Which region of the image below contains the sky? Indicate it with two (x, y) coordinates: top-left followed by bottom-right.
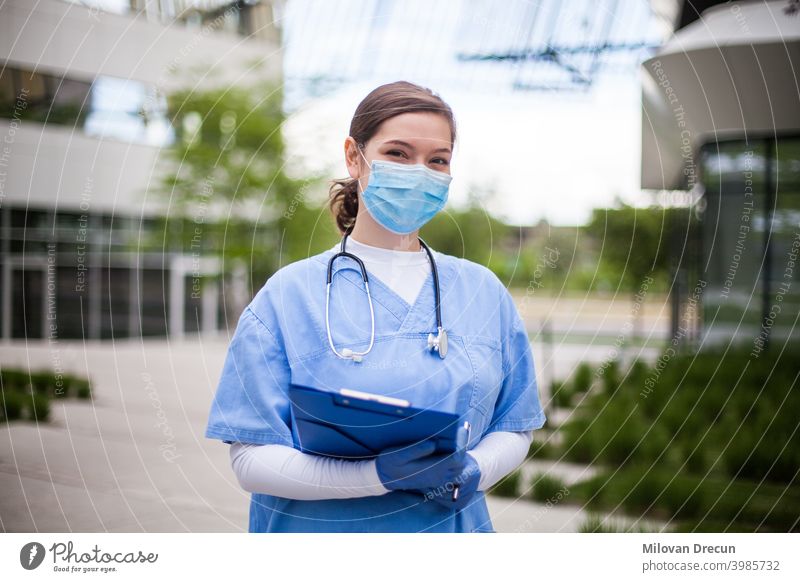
(279, 0), (670, 227)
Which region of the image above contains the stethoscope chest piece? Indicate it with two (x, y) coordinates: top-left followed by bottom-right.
(427, 327), (448, 359)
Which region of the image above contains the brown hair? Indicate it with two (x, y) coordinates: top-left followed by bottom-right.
(328, 80), (457, 233)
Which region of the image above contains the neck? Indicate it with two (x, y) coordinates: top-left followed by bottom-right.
(349, 212), (421, 252)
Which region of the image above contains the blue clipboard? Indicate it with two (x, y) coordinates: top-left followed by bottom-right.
(288, 383), (471, 460)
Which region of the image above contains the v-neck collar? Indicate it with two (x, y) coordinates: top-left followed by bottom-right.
(317, 248), (450, 334)
(369, 267), (434, 328)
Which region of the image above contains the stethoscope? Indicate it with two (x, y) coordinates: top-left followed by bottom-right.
(325, 231), (448, 363)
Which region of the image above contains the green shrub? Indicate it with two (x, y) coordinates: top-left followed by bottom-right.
(550, 380), (573, 408)
(527, 439), (559, 460)
(627, 359), (649, 385)
(0, 367), (90, 422)
(1, 368), (30, 391)
(27, 393), (51, 422)
(488, 469), (521, 498)
(562, 345), (800, 482)
(578, 513), (626, 533)
(53, 374), (72, 398)
(1, 368), (92, 399)
(571, 465), (800, 532)
(601, 359), (620, 395)
(75, 380), (92, 399)
(579, 513), (665, 533)
(1, 390), (26, 421)
(573, 362), (593, 393)
(30, 370), (56, 395)
(560, 414), (593, 463)
(561, 389), (656, 465)
(530, 473), (567, 502)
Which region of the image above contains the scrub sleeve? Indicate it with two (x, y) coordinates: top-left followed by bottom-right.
(486, 286), (546, 435)
(205, 304), (295, 447)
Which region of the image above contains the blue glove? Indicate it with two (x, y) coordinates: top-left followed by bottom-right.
(375, 440), (465, 492)
(421, 452), (481, 510)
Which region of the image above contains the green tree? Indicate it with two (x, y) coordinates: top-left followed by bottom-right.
(150, 81), (328, 291)
(422, 203), (511, 269)
(584, 201), (683, 292)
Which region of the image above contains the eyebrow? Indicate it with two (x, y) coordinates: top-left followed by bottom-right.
(382, 139), (451, 155)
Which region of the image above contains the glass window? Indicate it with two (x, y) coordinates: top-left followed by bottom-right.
(698, 136), (800, 346)
(0, 64), (174, 146)
(0, 67), (16, 117)
(59, 0), (275, 40)
(10, 207), (49, 229)
(100, 267), (130, 338)
(49, 77), (92, 126)
(767, 137), (800, 341)
(184, 274), (203, 333)
(140, 269), (170, 336)
(12, 268), (44, 339)
(85, 76), (174, 146)
(61, 0), (130, 15)
(699, 140), (767, 343)
(17, 70), (49, 121)
(8, 208), (52, 253)
(56, 265), (89, 339)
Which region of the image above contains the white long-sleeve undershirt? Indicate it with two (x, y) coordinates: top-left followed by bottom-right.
(230, 430), (532, 500)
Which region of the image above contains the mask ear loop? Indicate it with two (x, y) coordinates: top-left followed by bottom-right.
(356, 144), (372, 188)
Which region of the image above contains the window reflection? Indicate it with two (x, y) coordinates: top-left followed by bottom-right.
(61, 0), (130, 16)
(60, 0), (280, 41)
(0, 64), (174, 146)
(698, 137), (800, 344)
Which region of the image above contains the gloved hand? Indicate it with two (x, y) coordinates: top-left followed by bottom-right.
(375, 440), (465, 492)
(420, 451), (481, 511)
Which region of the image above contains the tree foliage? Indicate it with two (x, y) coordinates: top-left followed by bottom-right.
(149, 81), (334, 287)
(584, 202), (689, 293)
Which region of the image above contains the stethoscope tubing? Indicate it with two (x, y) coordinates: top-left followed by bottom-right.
(325, 231), (443, 361)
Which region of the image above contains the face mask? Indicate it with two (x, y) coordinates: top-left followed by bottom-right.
(357, 149), (452, 235)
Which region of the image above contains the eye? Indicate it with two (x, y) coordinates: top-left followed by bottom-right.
(387, 149), (407, 158)
(431, 157), (450, 166)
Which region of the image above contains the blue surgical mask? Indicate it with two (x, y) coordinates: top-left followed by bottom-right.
(358, 150), (452, 235)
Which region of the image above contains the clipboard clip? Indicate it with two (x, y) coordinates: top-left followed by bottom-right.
(338, 388), (411, 408)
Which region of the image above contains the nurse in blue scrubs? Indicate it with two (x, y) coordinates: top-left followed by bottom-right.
(205, 80), (546, 532)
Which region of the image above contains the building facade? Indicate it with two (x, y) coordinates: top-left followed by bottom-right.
(0, 0), (284, 340)
(641, 0), (800, 348)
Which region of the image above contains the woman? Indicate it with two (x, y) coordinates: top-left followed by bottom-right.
(205, 80), (546, 533)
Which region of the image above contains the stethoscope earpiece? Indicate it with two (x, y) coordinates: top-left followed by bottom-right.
(325, 232), (446, 362)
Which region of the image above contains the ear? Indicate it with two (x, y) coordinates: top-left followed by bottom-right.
(344, 136), (363, 180)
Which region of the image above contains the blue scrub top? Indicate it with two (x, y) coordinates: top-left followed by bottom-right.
(205, 246), (546, 533)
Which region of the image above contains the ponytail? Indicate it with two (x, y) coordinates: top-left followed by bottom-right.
(328, 177), (359, 234)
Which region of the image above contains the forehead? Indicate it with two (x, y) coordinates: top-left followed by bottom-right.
(371, 111), (452, 147)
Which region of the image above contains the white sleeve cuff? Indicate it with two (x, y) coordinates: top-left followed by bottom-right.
(229, 431), (532, 500)
(230, 442), (391, 500)
(467, 430), (532, 491)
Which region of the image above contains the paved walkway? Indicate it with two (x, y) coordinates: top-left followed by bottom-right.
(1, 336), (248, 532)
(0, 294), (671, 532)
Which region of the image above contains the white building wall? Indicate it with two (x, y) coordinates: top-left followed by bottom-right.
(0, 0), (283, 215)
(0, 0), (284, 339)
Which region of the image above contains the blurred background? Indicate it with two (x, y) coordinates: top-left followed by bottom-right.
(0, 0), (798, 533)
